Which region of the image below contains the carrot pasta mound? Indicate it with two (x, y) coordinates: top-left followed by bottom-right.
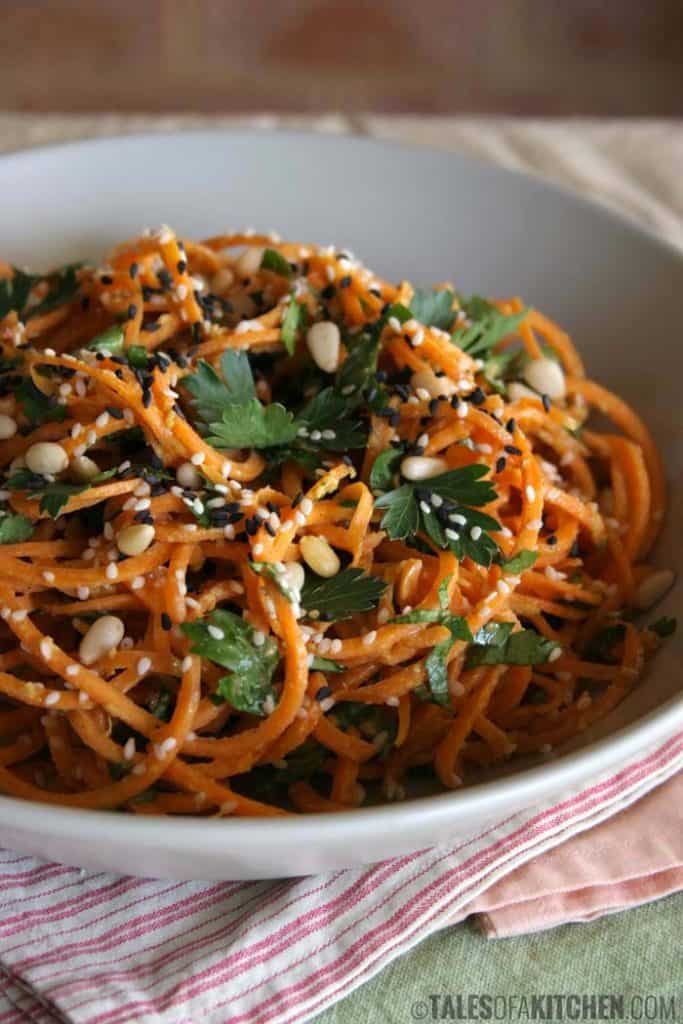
(0, 227), (674, 816)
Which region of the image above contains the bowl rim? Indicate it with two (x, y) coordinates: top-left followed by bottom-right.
(0, 127), (681, 838)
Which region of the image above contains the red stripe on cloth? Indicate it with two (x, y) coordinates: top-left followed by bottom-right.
(120, 735), (683, 1024)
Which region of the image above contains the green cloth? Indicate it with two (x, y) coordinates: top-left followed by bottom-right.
(314, 892), (683, 1022)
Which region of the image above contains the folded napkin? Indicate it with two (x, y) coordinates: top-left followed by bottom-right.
(1, 733), (681, 1024)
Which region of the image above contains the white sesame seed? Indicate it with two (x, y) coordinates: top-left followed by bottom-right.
(44, 690), (60, 706)
(300, 497), (313, 516)
(252, 630), (266, 647)
(123, 737), (136, 760)
(525, 485), (536, 502)
(66, 664), (80, 677)
(95, 411), (110, 429)
(253, 543), (264, 555)
(106, 562), (119, 580)
(548, 647), (563, 662)
(456, 401), (469, 419)
(319, 697), (335, 712)
(208, 624), (224, 640)
(131, 576), (145, 590)
(363, 630), (377, 646)
(190, 451), (206, 466)
(11, 609), (27, 622)
(40, 637), (53, 660)
(137, 657), (152, 675)
(470, 526), (482, 541)
(330, 638), (343, 654)
(445, 528), (460, 541)
(181, 655), (193, 673)
(42, 570), (56, 584)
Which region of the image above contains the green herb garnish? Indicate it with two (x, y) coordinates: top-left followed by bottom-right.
(0, 513), (34, 544)
(300, 568), (386, 621)
(182, 609), (280, 717)
(465, 621), (559, 668)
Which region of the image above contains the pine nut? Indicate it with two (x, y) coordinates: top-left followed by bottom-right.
(116, 524), (156, 557)
(0, 414), (17, 440)
(300, 535), (340, 578)
(235, 246), (263, 277)
(306, 321), (341, 373)
(400, 455), (449, 481)
(507, 381), (539, 402)
(79, 615), (125, 665)
(176, 462), (202, 488)
(70, 455), (101, 482)
(635, 569), (675, 611)
(210, 267), (235, 294)
(523, 357), (567, 400)
(25, 442), (68, 476)
(410, 369), (456, 398)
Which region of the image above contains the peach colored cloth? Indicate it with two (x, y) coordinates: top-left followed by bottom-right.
(461, 770), (683, 937)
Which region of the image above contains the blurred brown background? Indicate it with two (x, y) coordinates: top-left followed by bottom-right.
(3, 0), (683, 116)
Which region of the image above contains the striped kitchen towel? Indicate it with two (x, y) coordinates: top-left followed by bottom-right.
(1, 731), (682, 1024)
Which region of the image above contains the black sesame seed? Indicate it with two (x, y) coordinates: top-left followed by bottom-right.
(450, 395), (460, 409)
(245, 517), (259, 536)
(235, 530), (248, 542)
(505, 418), (516, 433)
(570, 540), (581, 558)
(428, 398), (440, 417)
(292, 492), (303, 507)
(144, 321), (161, 334)
(100, 274), (113, 285)
(142, 389), (152, 408)
(470, 387), (486, 406)
(495, 456), (507, 473)
(339, 275), (352, 288)
(176, 259), (187, 274)
(342, 455), (354, 467)
(320, 284), (335, 300)
(161, 612), (172, 631)
(265, 522), (277, 537)
(158, 268), (173, 290)
(542, 393), (552, 412)
(129, 262), (139, 280)
(375, 370), (388, 383)
(369, 287), (382, 298)
(504, 444), (522, 456)
(191, 322), (202, 344)
(315, 686), (332, 701)
(547, 534), (558, 546)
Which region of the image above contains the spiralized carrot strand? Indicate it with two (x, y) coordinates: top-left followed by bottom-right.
(0, 227), (668, 816)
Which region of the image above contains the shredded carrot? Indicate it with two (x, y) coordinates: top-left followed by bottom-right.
(0, 226), (672, 815)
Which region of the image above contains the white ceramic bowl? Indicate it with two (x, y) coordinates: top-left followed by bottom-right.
(1, 131), (681, 879)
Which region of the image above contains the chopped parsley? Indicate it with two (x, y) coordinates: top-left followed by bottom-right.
(500, 549), (538, 574)
(17, 377), (66, 425)
(392, 577), (471, 704)
(5, 469), (89, 518)
(280, 296), (307, 355)
(465, 622), (559, 669)
(0, 513), (34, 544)
(260, 248), (292, 278)
(409, 287), (456, 331)
(453, 295), (528, 359)
(182, 609), (280, 717)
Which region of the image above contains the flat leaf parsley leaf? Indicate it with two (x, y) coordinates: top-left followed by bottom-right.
(182, 609), (280, 716)
(410, 288), (456, 331)
(300, 568), (386, 621)
(374, 464), (500, 568)
(207, 399), (298, 450)
(453, 295), (528, 359)
(5, 468), (89, 518)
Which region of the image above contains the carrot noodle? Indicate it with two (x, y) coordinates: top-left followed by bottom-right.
(0, 225), (672, 816)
